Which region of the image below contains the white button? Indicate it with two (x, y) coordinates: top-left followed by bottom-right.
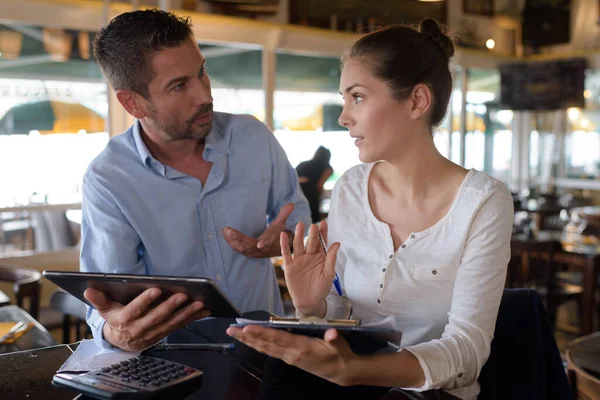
(207, 234), (213, 240)
(216, 274), (222, 281)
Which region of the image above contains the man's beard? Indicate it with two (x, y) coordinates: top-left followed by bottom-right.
(152, 103), (214, 141)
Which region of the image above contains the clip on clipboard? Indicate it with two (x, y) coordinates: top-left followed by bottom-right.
(231, 315), (402, 349)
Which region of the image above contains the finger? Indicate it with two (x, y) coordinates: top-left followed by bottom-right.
(319, 220), (329, 245)
(151, 301), (207, 339)
(117, 288), (163, 323)
(280, 231), (292, 265)
(324, 328), (339, 343)
(232, 325), (305, 360)
(143, 301), (209, 343)
(271, 203), (295, 227)
(222, 228), (259, 255)
(324, 242), (340, 282)
(293, 222), (305, 257)
(138, 293), (188, 329)
(84, 288), (122, 314)
(256, 230), (276, 250)
(304, 224), (320, 255)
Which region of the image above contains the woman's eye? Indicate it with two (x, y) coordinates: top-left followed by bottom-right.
(352, 94), (363, 104)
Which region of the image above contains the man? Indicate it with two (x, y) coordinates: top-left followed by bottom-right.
(82, 9), (310, 351)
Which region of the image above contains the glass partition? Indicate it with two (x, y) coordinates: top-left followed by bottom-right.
(0, 24), (108, 254)
(201, 43), (265, 118)
(272, 52), (357, 193)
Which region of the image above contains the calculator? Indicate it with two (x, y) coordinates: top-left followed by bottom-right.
(52, 355), (203, 399)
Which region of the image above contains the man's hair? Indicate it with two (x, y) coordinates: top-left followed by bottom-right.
(93, 9), (193, 99)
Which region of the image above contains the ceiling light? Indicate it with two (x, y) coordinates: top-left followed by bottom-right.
(584, 89), (592, 99)
(486, 39), (495, 49)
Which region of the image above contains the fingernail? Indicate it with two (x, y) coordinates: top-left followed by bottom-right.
(148, 289), (158, 297)
(176, 295), (186, 305)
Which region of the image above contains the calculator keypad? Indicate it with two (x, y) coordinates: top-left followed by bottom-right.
(88, 355), (202, 391)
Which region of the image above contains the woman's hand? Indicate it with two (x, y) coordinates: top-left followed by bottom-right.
(281, 221), (340, 315)
(226, 325), (359, 386)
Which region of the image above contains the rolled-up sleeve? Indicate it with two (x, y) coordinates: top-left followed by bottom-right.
(401, 187), (514, 391)
(81, 171), (145, 349)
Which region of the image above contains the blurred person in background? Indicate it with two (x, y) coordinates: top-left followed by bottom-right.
(296, 146), (334, 223)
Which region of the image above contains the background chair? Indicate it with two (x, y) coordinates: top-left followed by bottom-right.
(510, 239), (583, 331)
(0, 264), (41, 320)
(478, 288), (574, 400)
(49, 289), (89, 343)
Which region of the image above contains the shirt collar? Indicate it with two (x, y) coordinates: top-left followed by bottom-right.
(204, 114), (234, 157)
(131, 116), (233, 177)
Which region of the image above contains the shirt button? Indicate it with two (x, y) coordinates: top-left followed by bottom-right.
(207, 234), (213, 240)
(458, 373), (463, 378)
(411, 234), (415, 239)
(432, 270), (437, 275)
(216, 274), (222, 281)
(401, 244), (406, 248)
(388, 255), (393, 259)
(382, 268), (386, 272)
(379, 284), (383, 288)
(377, 299), (381, 304)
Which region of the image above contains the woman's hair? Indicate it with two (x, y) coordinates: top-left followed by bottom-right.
(342, 18), (455, 129)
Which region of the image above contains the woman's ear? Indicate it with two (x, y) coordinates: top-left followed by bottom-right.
(408, 84), (432, 121)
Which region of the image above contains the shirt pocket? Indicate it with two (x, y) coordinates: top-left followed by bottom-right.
(412, 264), (457, 282)
(219, 177), (270, 237)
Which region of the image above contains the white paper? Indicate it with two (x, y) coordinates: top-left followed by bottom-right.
(57, 339), (141, 373)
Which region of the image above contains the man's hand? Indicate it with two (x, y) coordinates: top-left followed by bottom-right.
(222, 202), (295, 258)
(84, 287), (210, 351)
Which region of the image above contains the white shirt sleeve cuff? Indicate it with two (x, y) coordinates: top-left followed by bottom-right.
(400, 342), (467, 391)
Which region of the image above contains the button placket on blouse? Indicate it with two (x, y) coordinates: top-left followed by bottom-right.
(378, 234), (417, 305)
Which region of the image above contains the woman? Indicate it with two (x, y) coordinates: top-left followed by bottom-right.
(227, 18), (513, 400)
(296, 146), (334, 223)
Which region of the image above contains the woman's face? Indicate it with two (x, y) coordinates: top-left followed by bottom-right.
(338, 58), (427, 164)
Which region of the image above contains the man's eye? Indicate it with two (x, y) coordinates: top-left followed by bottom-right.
(173, 82), (186, 91)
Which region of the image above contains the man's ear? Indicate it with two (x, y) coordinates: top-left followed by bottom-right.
(115, 90), (147, 119)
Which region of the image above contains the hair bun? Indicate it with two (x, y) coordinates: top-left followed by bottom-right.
(418, 18), (455, 61)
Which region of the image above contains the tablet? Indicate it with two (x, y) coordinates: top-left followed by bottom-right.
(43, 271), (242, 318)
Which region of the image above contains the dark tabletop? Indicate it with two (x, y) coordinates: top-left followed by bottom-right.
(0, 314), (458, 400)
(567, 331), (600, 380)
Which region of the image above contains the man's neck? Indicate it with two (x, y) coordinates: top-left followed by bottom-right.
(139, 124), (205, 165)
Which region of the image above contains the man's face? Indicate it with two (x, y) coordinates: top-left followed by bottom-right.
(144, 37), (214, 141)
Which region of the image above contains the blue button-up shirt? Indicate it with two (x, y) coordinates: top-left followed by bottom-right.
(81, 112), (310, 348)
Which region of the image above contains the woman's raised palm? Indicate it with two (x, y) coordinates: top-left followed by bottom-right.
(280, 221), (340, 312)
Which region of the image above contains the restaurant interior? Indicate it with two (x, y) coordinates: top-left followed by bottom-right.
(0, 0), (599, 399)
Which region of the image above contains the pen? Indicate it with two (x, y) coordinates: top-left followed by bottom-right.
(152, 343), (235, 351)
(318, 231), (343, 296)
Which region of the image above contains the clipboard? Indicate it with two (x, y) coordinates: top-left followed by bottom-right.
(230, 316), (402, 353)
